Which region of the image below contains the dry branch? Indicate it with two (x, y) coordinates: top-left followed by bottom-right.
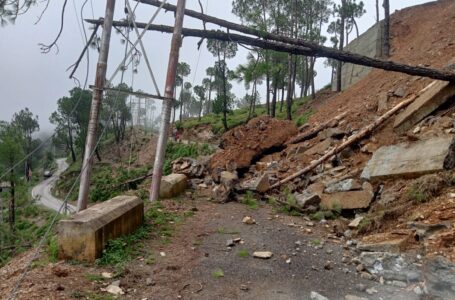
(270, 93), (420, 189)
(286, 111), (348, 145)
(132, 0), (455, 82)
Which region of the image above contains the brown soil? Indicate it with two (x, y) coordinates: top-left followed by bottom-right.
(209, 116), (297, 173)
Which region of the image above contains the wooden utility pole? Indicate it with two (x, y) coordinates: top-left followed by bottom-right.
(149, 0), (186, 202)
(383, 0), (390, 57)
(336, 0), (346, 92)
(77, 0), (116, 212)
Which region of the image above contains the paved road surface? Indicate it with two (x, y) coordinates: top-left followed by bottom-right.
(31, 158), (76, 214)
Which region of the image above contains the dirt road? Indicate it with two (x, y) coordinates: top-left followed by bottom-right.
(31, 158), (76, 213)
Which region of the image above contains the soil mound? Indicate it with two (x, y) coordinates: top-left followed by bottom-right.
(209, 116), (297, 173)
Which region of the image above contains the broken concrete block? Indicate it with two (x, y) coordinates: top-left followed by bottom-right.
(295, 190), (321, 209)
(253, 251), (273, 259)
(324, 179), (362, 194)
(220, 171), (238, 189)
(394, 81), (455, 133)
(361, 136), (455, 181)
(242, 173), (270, 193)
(159, 174), (188, 198)
(305, 138), (334, 156)
(321, 182), (374, 210)
(58, 196), (144, 262)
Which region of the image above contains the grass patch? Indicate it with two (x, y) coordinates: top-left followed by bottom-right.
(241, 191), (259, 209)
(404, 174), (451, 203)
(212, 268), (225, 278)
(85, 273), (105, 282)
(237, 249), (249, 258)
(311, 239), (321, 246)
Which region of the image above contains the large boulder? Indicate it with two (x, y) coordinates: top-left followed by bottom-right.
(159, 174), (188, 198)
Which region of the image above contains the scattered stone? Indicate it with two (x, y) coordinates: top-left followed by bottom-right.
(146, 278), (155, 286)
(318, 127), (346, 140)
(361, 136), (455, 181)
(295, 190), (321, 209)
(220, 171), (239, 188)
(324, 261), (334, 270)
(325, 179), (362, 194)
(226, 239), (235, 247)
(412, 126), (421, 134)
(394, 86), (407, 98)
(356, 264), (365, 272)
(348, 217), (365, 229)
(212, 184), (231, 203)
(365, 287), (377, 295)
(159, 174), (188, 198)
(101, 272), (114, 279)
(253, 251), (273, 259)
(242, 173), (270, 193)
(160, 252), (166, 257)
(360, 272), (374, 280)
(102, 284), (124, 296)
(355, 284), (367, 292)
(171, 157), (206, 178)
(286, 258), (292, 264)
(377, 93), (389, 114)
(242, 216), (256, 225)
(240, 284), (249, 291)
(413, 286), (423, 295)
(305, 138), (334, 156)
(310, 291), (329, 300)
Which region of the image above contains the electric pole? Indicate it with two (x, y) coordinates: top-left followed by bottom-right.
(77, 0), (116, 212)
(150, 0), (186, 201)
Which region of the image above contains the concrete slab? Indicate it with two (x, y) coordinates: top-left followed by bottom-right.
(159, 173), (188, 198)
(361, 136), (455, 181)
(58, 195), (144, 262)
(394, 81), (455, 134)
(321, 182), (374, 210)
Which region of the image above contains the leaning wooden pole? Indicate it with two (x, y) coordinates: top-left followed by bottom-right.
(271, 92), (421, 190)
(77, 0), (116, 212)
(85, 19), (455, 82)
(132, 0), (455, 82)
(149, 0), (186, 202)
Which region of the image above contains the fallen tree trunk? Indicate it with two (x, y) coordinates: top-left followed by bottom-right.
(85, 18), (455, 82)
(286, 111), (348, 145)
(131, 0), (455, 82)
(270, 93), (419, 190)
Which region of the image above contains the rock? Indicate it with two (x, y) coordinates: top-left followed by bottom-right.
(356, 264), (365, 272)
(146, 278), (155, 286)
(394, 80), (455, 134)
(391, 281), (407, 288)
(242, 216), (256, 225)
(377, 93), (389, 114)
(413, 286), (423, 295)
(226, 239), (235, 247)
(412, 126), (421, 134)
(101, 272), (114, 279)
(310, 291), (329, 300)
(295, 190), (321, 209)
(171, 157), (206, 178)
(159, 174), (188, 198)
(253, 251), (273, 259)
(320, 182), (374, 210)
(349, 217), (365, 229)
(324, 261), (334, 270)
(345, 296), (368, 300)
(365, 287), (377, 295)
(305, 138), (334, 156)
(103, 284), (124, 295)
(361, 136), (455, 181)
(324, 179), (362, 194)
(394, 86), (407, 97)
(211, 184), (231, 203)
(318, 128), (346, 140)
(360, 143), (379, 154)
(220, 171), (238, 188)
(355, 284), (367, 292)
(357, 232), (412, 253)
(360, 272), (374, 280)
(242, 173), (270, 193)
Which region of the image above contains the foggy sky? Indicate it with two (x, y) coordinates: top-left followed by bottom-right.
(0, 0), (433, 132)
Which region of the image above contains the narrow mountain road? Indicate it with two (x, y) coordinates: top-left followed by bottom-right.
(31, 158), (76, 213)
